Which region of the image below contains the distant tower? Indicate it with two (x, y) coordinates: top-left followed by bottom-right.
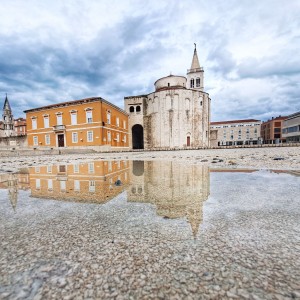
(2, 94), (15, 136)
(187, 43), (204, 91)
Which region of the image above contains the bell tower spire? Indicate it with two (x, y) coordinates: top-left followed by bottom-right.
(187, 44), (204, 91)
(2, 94), (15, 137)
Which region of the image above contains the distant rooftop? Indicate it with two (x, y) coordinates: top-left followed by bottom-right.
(210, 119), (261, 125)
(24, 97), (127, 115)
(262, 116), (288, 123)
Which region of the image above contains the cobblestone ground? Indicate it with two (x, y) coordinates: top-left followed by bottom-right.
(0, 146), (300, 173)
(0, 169), (299, 299)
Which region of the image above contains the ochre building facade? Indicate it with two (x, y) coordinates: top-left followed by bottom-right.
(24, 97), (129, 150)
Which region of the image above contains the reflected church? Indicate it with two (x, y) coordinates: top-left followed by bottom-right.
(128, 161), (210, 237)
(1, 160), (210, 237)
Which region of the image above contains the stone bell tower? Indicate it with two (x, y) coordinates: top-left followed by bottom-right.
(187, 44), (204, 91)
(2, 94), (15, 137)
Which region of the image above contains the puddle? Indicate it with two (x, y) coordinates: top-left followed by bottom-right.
(0, 160), (299, 299)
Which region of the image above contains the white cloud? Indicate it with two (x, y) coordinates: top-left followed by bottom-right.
(0, 0), (299, 121)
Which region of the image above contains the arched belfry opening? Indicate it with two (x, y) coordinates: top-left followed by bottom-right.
(132, 124), (144, 149)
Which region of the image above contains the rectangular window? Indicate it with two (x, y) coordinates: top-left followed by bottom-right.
(87, 131), (93, 142)
(123, 120), (126, 129)
(196, 78), (200, 87)
(33, 136), (38, 146)
(123, 134), (127, 143)
(89, 180), (95, 192)
(86, 110), (93, 123)
(73, 163), (79, 173)
(74, 180), (80, 191)
(48, 179), (53, 190)
(107, 131), (111, 142)
(44, 116), (49, 128)
(71, 113), (77, 125)
(35, 166), (40, 173)
(72, 132), (78, 143)
(45, 134), (50, 145)
(59, 165), (66, 173)
(116, 133), (120, 142)
(47, 165), (52, 173)
(57, 114), (63, 125)
(32, 118), (37, 130)
(88, 162), (94, 173)
(36, 179), (40, 189)
(116, 117), (119, 127)
(107, 112), (111, 124)
(60, 181), (66, 191)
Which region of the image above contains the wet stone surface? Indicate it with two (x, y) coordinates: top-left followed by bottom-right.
(0, 161), (299, 299)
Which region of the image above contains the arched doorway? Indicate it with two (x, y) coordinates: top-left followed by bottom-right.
(132, 124), (144, 149)
(133, 161), (144, 176)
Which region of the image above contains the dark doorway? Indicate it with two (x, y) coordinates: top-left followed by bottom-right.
(187, 136), (191, 146)
(57, 134), (65, 147)
(132, 125), (144, 149)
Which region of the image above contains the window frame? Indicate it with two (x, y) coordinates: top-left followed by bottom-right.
(87, 130), (93, 142)
(45, 134), (50, 145)
(72, 132), (78, 143)
(33, 136), (38, 146)
(86, 110), (93, 124)
(43, 115), (49, 128)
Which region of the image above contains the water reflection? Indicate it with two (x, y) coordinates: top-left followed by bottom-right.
(0, 160), (211, 236)
(0, 169), (29, 211)
(2, 161), (298, 237)
(129, 161), (210, 237)
(29, 161), (130, 204)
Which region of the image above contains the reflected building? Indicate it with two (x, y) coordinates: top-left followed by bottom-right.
(7, 173), (18, 211)
(127, 160), (210, 237)
(29, 160), (129, 204)
(0, 170), (29, 211)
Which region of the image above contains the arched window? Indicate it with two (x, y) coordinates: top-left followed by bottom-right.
(190, 79), (194, 88)
(196, 78), (200, 87)
(136, 105), (141, 112)
(129, 106), (134, 113)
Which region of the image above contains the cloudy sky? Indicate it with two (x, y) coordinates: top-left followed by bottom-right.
(0, 0), (299, 121)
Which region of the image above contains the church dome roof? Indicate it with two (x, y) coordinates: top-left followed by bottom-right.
(154, 75), (187, 92)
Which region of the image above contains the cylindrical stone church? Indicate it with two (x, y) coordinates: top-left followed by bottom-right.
(124, 46), (211, 149)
